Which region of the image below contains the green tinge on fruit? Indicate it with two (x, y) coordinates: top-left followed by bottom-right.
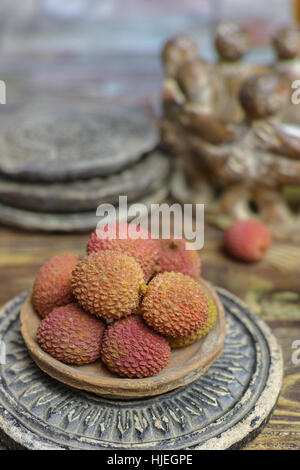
(167, 295), (217, 348)
(141, 271), (209, 338)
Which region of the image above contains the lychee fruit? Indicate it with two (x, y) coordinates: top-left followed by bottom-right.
(36, 303), (105, 365)
(167, 295), (217, 348)
(141, 272), (209, 338)
(71, 251), (146, 319)
(86, 222), (159, 282)
(32, 253), (79, 318)
(157, 238), (201, 279)
(224, 220), (272, 262)
(101, 315), (171, 378)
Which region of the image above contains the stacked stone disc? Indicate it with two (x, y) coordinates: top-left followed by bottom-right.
(0, 101), (170, 231)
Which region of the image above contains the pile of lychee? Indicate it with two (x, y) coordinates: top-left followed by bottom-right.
(32, 223), (217, 379)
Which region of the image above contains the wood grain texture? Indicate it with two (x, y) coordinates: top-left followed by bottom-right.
(245, 320), (300, 450)
(0, 223), (299, 449)
(201, 226), (300, 321)
(201, 226), (300, 449)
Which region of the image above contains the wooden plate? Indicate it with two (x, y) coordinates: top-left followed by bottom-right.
(0, 151), (170, 213)
(0, 102), (157, 182)
(0, 186), (168, 233)
(20, 279), (226, 399)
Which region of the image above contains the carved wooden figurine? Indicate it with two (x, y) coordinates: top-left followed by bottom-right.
(162, 69), (300, 240)
(215, 22), (270, 124)
(273, 25), (300, 125)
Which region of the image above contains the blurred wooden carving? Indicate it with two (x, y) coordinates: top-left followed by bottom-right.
(273, 26), (300, 125)
(161, 24), (270, 128)
(161, 58), (300, 240)
(215, 23), (269, 124)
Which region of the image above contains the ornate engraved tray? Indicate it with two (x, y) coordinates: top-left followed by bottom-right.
(0, 288), (282, 449)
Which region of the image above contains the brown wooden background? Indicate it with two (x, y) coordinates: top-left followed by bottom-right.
(0, 0), (299, 450)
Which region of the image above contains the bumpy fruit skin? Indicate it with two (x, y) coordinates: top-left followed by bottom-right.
(71, 251), (145, 319)
(32, 253), (79, 318)
(224, 220), (272, 262)
(36, 303), (105, 365)
(101, 316), (171, 378)
(86, 223), (159, 282)
(141, 272), (209, 338)
(157, 238), (201, 279)
(167, 295), (217, 348)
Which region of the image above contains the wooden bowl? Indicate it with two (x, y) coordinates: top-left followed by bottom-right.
(20, 279), (226, 399)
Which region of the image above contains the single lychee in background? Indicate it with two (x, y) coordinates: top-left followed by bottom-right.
(224, 220), (272, 262)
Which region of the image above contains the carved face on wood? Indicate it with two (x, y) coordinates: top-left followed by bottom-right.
(215, 23), (249, 62)
(273, 26), (300, 61)
(176, 58), (214, 106)
(239, 74), (288, 119)
(162, 35), (198, 78)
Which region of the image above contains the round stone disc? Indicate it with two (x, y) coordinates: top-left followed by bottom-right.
(0, 151), (170, 213)
(0, 186), (168, 232)
(0, 288), (282, 450)
(0, 103), (157, 182)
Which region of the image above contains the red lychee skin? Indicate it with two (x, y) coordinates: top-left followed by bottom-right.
(141, 272), (209, 338)
(157, 238), (201, 279)
(224, 220), (272, 262)
(101, 316), (171, 378)
(32, 253), (79, 318)
(86, 222), (159, 282)
(36, 303), (105, 365)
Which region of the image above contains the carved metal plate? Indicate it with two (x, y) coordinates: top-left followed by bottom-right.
(0, 103), (157, 182)
(0, 288), (282, 450)
(0, 186), (168, 233)
(0, 151), (171, 213)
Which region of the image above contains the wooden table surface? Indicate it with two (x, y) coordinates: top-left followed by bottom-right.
(0, 223), (299, 450)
